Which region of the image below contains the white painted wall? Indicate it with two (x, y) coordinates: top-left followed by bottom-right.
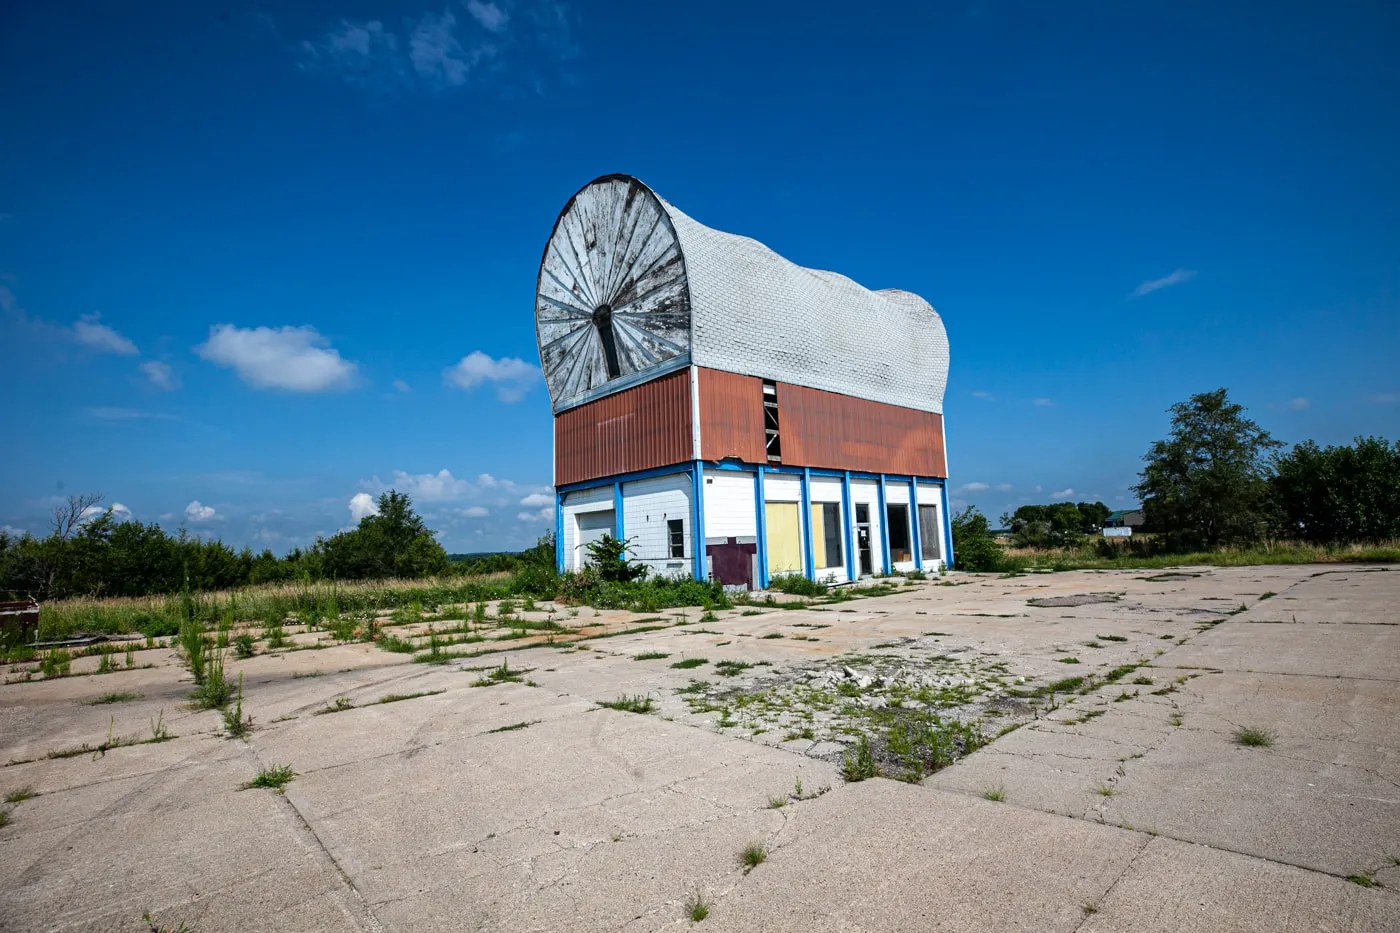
(915, 482), (946, 571)
(764, 473), (801, 502)
(849, 479), (884, 577)
(562, 486), (616, 572)
(703, 470), (757, 540)
(809, 476), (842, 503)
(808, 476), (848, 585)
(622, 473), (693, 578)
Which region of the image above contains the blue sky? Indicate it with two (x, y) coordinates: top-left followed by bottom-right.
(2, 0), (1397, 553)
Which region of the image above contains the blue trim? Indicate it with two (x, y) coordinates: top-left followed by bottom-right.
(909, 479), (923, 571)
(691, 461), (707, 580)
(941, 480), (955, 569)
(550, 352), (692, 414)
(841, 471), (855, 581)
(554, 493), (565, 573)
(613, 482), (624, 543)
(755, 466), (769, 589)
(877, 475), (891, 574)
(556, 463), (690, 493)
(800, 468), (815, 580)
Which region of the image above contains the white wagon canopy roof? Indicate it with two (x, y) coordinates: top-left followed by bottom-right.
(535, 174), (950, 414)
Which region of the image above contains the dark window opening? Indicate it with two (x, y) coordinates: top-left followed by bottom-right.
(886, 503), (912, 564)
(592, 303), (622, 379)
(820, 503), (843, 569)
(668, 518), (685, 558)
(854, 503), (873, 576)
(763, 380), (781, 462)
(918, 504), (941, 561)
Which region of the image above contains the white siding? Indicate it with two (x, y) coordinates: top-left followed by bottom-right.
(703, 470), (757, 541)
(916, 482), (941, 506)
(809, 476), (843, 503)
(764, 473), (801, 502)
(850, 479), (884, 577)
(622, 474), (693, 578)
(562, 486), (616, 571)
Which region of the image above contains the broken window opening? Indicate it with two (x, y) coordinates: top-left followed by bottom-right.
(763, 380), (781, 462)
(592, 303), (622, 379)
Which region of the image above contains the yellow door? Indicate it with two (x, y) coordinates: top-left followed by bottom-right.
(809, 503), (827, 570)
(765, 502), (802, 576)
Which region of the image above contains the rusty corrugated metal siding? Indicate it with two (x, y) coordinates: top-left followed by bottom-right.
(698, 367), (766, 463)
(555, 368), (693, 486)
(778, 383), (947, 477)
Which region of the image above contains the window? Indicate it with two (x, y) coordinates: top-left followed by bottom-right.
(918, 504), (941, 561)
(763, 380), (781, 462)
(820, 502), (843, 569)
(668, 518), (685, 558)
(592, 303), (622, 379)
(886, 503), (912, 564)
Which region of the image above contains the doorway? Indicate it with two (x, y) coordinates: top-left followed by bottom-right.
(764, 502), (802, 577)
(575, 510), (615, 570)
(855, 503), (873, 576)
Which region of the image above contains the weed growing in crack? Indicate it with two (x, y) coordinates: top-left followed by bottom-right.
(486, 720), (541, 733)
(5, 787), (36, 804)
(1095, 785), (1116, 797)
(767, 794), (788, 809)
(739, 842), (767, 871)
(842, 735), (877, 782)
(377, 690), (444, 704)
(1347, 872), (1380, 888)
(316, 697), (355, 715)
(684, 889), (710, 922)
(1234, 726), (1275, 748)
(671, 657), (707, 670)
(1169, 713), (1184, 727)
(240, 764), (296, 791)
(1056, 657), (1080, 664)
(714, 660), (753, 677)
(471, 660), (530, 687)
(1097, 634), (1128, 642)
(233, 634), (256, 659)
(599, 695), (655, 714)
(149, 709), (173, 742)
(222, 673), (251, 738)
(984, 785), (1006, 802)
(632, 651), (670, 661)
(143, 911), (194, 933)
(1082, 902), (1099, 915)
(1132, 675), (1154, 685)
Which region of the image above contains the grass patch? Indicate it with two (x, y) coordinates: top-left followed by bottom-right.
(1095, 784), (1116, 797)
(714, 660), (753, 677)
(471, 659), (529, 687)
(240, 764), (296, 791)
(1047, 676), (1085, 694)
(632, 651), (671, 661)
(5, 787), (36, 804)
(760, 632), (785, 639)
(684, 890), (710, 922)
(1347, 872), (1380, 888)
(1234, 726), (1276, 748)
(1096, 634), (1128, 642)
(1103, 663), (1141, 683)
(598, 694), (655, 714)
(486, 720), (541, 733)
(670, 657), (707, 670)
(1259, 591), (1276, 600)
(739, 842), (768, 871)
(983, 785), (1006, 802)
(1056, 656), (1080, 664)
(87, 691), (144, 705)
(315, 697), (356, 715)
(841, 734), (877, 782)
(377, 690), (445, 704)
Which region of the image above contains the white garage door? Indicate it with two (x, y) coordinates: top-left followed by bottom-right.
(575, 510), (615, 568)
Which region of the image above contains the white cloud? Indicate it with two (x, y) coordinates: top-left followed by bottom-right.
(196, 324), (357, 392)
(139, 360), (177, 390)
(1130, 268), (1197, 298)
(466, 0), (509, 32)
(1285, 397), (1309, 411)
(1032, 398), (1054, 407)
(995, 483), (1013, 492)
(444, 351), (541, 402)
(184, 500), (221, 523)
(517, 507), (553, 523)
(458, 506), (489, 518)
(519, 492), (553, 508)
(81, 503), (132, 522)
(958, 482), (989, 493)
(1033, 485), (1043, 494)
(970, 390), (995, 400)
(73, 314), (138, 355)
(1050, 488), (1075, 500)
(392, 379), (412, 393)
(348, 492), (379, 522)
(381, 468), (472, 501)
(409, 11), (478, 87)
(2, 524), (30, 538)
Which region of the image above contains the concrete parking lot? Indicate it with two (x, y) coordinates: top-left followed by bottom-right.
(2, 565), (1397, 932)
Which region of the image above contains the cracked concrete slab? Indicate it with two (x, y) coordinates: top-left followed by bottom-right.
(2, 563), (1397, 931)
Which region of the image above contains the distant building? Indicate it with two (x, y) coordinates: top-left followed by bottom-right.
(1103, 509), (1145, 531)
(535, 175), (953, 587)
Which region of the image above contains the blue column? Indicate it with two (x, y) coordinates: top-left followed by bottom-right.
(841, 471), (855, 581)
(755, 466), (769, 590)
(691, 462), (707, 581)
(800, 467), (815, 581)
(554, 492), (565, 573)
(940, 481), (955, 570)
(877, 474), (891, 574)
(910, 479), (923, 572)
(613, 481), (624, 542)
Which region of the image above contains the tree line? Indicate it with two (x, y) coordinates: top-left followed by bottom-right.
(954, 389), (1400, 569)
(0, 490), (553, 602)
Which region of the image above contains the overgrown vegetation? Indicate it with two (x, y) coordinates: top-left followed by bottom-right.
(239, 764), (296, 791)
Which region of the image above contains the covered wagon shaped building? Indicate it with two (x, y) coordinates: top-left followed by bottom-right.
(536, 174), (953, 587)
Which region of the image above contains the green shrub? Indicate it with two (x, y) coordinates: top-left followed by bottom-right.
(768, 574), (827, 597)
(950, 506), (1006, 572)
(233, 634), (256, 659)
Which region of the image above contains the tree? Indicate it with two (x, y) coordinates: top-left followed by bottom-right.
(584, 534), (647, 582)
(314, 490), (449, 580)
(1075, 501), (1112, 534)
(1000, 503), (1086, 549)
(1269, 436), (1400, 543)
(951, 506), (1004, 572)
(1134, 389), (1281, 549)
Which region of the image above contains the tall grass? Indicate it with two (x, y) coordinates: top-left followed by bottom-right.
(996, 540), (1400, 574)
